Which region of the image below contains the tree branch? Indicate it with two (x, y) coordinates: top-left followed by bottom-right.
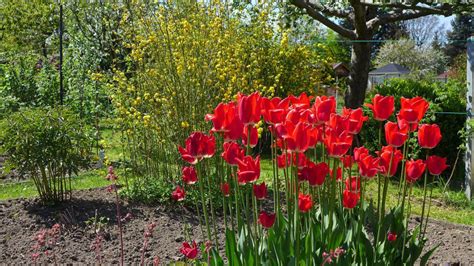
(291, 0), (356, 39)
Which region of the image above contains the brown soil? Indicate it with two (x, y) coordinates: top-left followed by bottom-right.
(0, 188), (472, 265)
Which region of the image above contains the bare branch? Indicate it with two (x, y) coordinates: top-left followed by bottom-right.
(290, 0), (356, 39)
(307, 1), (352, 19)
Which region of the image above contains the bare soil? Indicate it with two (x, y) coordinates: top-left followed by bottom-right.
(0, 188), (472, 265)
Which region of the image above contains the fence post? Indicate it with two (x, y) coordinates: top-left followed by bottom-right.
(466, 36), (474, 200)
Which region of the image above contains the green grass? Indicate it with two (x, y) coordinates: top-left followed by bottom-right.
(0, 169), (110, 200)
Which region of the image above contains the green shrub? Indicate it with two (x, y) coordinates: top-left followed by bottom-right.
(0, 107), (94, 203)
(362, 78), (466, 180)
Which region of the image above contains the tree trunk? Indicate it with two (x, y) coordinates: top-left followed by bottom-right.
(345, 41), (371, 108)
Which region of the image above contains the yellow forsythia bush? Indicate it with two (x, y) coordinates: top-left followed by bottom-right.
(107, 2), (334, 185)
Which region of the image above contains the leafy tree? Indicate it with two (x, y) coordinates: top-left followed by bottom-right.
(375, 39), (447, 75)
(290, 0), (473, 108)
(0, 0), (58, 57)
(445, 14), (474, 65)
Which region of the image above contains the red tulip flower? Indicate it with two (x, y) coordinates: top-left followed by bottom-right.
(223, 116), (244, 141)
(298, 193), (313, 213)
(342, 189), (360, 209)
(178, 132), (215, 164)
(406, 159), (426, 183)
(180, 241), (199, 259)
(330, 167), (342, 181)
(221, 142), (244, 166)
(220, 182), (230, 197)
(358, 155), (380, 179)
(236, 155), (260, 184)
(171, 186), (186, 201)
(426, 155), (448, 175)
(205, 102), (235, 133)
(418, 124), (442, 149)
(398, 97), (429, 124)
(385, 121), (409, 147)
(289, 92), (313, 109)
(237, 92), (261, 126)
(261, 97), (288, 125)
(258, 211), (276, 229)
(312, 96), (336, 124)
(324, 128), (353, 158)
(242, 125), (258, 148)
(253, 182), (267, 200)
(354, 146), (369, 162)
(182, 166), (197, 185)
(365, 94), (394, 121)
(387, 232), (397, 242)
(300, 161), (329, 186)
(378, 146), (403, 177)
(284, 121), (313, 153)
(341, 155), (353, 169)
(342, 107), (368, 134)
(345, 177), (361, 192)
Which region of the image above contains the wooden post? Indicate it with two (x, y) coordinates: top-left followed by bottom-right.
(466, 36), (474, 200)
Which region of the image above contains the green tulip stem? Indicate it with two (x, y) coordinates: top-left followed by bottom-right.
(419, 151), (430, 240)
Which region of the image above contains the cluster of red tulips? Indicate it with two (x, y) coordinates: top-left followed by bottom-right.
(172, 92), (447, 264)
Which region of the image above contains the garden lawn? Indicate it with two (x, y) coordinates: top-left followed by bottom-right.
(0, 169), (110, 200)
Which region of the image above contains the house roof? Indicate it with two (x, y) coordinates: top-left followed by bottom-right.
(369, 63), (410, 75)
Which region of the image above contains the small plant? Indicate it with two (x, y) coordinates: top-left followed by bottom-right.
(0, 107), (94, 203)
(31, 224), (61, 265)
(140, 222), (157, 266)
(105, 166), (125, 266)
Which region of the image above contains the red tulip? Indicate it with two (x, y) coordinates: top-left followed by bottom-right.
(330, 167), (342, 181)
(182, 166), (197, 185)
(426, 155), (448, 175)
(261, 97), (288, 125)
(354, 146), (369, 162)
(298, 193), (313, 213)
(378, 146), (403, 177)
(358, 155), (380, 178)
(342, 107), (368, 134)
(312, 96), (336, 124)
(324, 128), (353, 158)
(341, 155), (353, 169)
(288, 92), (313, 109)
(406, 159), (426, 183)
(365, 94), (394, 121)
(300, 161), (329, 186)
(236, 155), (260, 184)
(220, 182), (230, 197)
(237, 92), (261, 126)
(277, 153), (290, 169)
(223, 115), (244, 141)
(178, 132), (215, 164)
(398, 97), (429, 124)
(418, 124), (442, 149)
(387, 232), (397, 242)
(253, 182), (267, 200)
(258, 211), (276, 229)
(242, 125), (258, 148)
(345, 177), (361, 192)
(342, 189), (360, 209)
(221, 142), (244, 166)
(385, 121), (408, 147)
(180, 241), (198, 259)
(171, 186), (186, 201)
(284, 121), (313, 152)
(205, 102), (235, 133)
